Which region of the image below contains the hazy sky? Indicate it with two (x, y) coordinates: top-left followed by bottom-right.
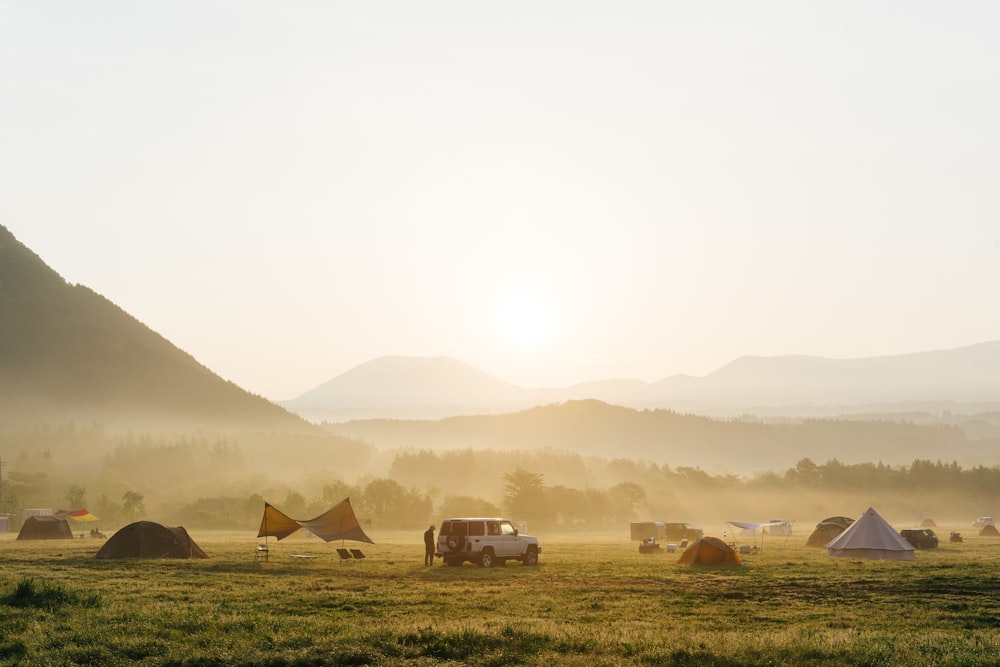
(3, 2), (999, 401)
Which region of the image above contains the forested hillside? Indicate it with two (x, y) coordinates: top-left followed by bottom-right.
(0, 224), (310, 432)
(325, 400), (999, 472)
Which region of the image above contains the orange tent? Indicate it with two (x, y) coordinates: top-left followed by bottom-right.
(677, 536), (742, 566)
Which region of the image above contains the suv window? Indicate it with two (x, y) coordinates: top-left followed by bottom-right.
(443, 521), (468, 537)
(467, 521), (484, 537)
(500, 521), (516, 536)
(486, 521), (500, 536)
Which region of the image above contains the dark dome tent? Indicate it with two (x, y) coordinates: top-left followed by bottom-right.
(979, 524), (1000, 537)
(17, 516), (74, 540)
(808, 522), (846, 547)
(920, 518), (937, 528)
(96, 521), (208, 559)
(806, 516), (855, 547)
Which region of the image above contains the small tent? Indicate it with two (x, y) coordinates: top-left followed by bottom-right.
(979, 524), (1000, 537)
(807, 522), (848, 547)
(677, 537), (742, 566)
(920, 518), (937, 528)
(806, 516), (854, 547)
(96, 521), (208, 559)
(826, 507), (914, 560)
(17, 516), (74, 540)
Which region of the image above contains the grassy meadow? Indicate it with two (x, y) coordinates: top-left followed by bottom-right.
(2, 526), (1000, 666)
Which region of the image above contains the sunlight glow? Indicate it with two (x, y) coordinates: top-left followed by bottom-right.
(496, 293), (553, 346)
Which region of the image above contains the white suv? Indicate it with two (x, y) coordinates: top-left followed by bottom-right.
(436, 517), (540, 567)
(973, 517), (995, 527)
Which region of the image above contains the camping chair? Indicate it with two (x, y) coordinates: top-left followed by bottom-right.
(255, 544), (269, 563)
(337, 548), (353, 562)
(350, 549), (366, 560)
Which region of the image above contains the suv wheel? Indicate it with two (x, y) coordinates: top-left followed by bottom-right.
(522, 547), (538, 566)
(446, 534), (463, 552)
(479, 549), (495, 568)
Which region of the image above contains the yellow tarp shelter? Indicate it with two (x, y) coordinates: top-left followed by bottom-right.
(257, 497), (374, 544)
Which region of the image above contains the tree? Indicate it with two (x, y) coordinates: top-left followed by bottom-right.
(361, 478), (432, 529)
(787, 458), (820, 484)
(281, 491), (307, 518)
(437, 495), (501, 519)
(94, 494), (120, 525)
(503, 468), (551, 527)
(322, 480), (358, 505)
(608, 482), (646, 522)
(66, 484), (87, 509)
(121, 491), (145, 522)
(5, 471), (50, 510)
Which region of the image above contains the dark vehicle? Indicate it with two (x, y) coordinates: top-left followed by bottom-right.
(900, 528), (938, 549)
(663, 522), (703, 542)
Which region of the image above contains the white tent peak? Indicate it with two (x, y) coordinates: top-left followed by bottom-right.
(826, 506), (915, 560)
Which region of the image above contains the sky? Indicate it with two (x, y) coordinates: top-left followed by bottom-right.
(2, 2), (999, 401)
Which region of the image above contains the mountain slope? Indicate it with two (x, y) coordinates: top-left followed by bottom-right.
(0, 224), (312, 432)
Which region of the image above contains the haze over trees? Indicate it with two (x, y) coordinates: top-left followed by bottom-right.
(3, 420), (998, 534)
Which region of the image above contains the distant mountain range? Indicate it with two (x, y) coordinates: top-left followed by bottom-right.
(283, 343), (1000, 422)
(0, 224), (312, 433)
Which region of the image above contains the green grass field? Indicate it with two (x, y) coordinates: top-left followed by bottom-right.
(1, 526), (999, 666)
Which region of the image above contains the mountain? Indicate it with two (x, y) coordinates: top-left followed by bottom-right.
(0, 224), (312, 432)
(285, 343), (1000, 422)
(324, 399), (998, 472)
(282, 356), (555, 421)
(650, 344), (1000, 406)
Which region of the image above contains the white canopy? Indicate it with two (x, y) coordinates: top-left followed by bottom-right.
(728, 520), (789, 536)
(826, 507), (914, 561)
(726, 520), (792, 552)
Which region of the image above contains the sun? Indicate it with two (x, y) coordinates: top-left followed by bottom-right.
(496, 293), (553, 346)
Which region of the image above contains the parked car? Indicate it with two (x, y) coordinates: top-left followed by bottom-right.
(973, 517), (995, 527)
(435, 518), (541, 567)
(663, 522), (703, 542)
(900, 528), (939, 549)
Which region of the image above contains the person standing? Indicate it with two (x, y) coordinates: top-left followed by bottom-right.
(424, 525), (436, 565)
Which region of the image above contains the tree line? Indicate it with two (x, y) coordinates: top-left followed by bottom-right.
(4, 444), (999, 532)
